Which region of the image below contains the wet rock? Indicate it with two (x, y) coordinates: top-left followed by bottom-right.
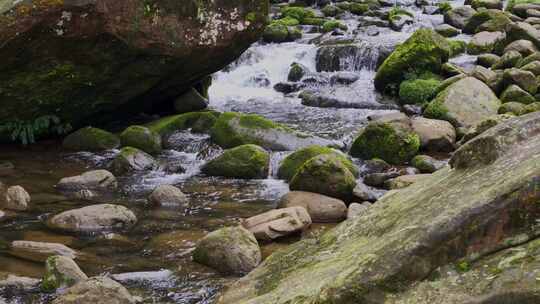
(278, 145), (357, 182)
(471, 0), (502, 10)
(146, 111), (220, 137)
(62, 127), (120, 151)
(363, 158), (391, 174)
(389, 14), (414, 31)
(273, 82), (306, 94)
(521, 60), (540, 75)
(57, 170), (117, 191)
(217, 111), (540, 304)
(441, 62), (466, 77)
(464, 9), (512, 34)
(477, 53), (500, 67)
(148, 185), (188, 207)
(202, 144), (270, 179)
(289, 154), (357, 201)
(374, 29), (450, 93)
(500, 84), (537, 104)
(492, 50), (523, 69)
(316, 43), (381, 72)
(210, 112), (342, 151)
(467, 31), (506, 54)
(279, 191), (347, 223)
(503, 39), (538, 57)
(119, 125), (162, 155)
(402, 104), (423, 115)
(352, 182), (386, 202)
(358, 16), (390, 27)
(287, 62), (310, 82)
(111, 147), (158, 174)
(242, 207), (312, 241)
(363, 171), (400, 187)
(1, 185), (30, 211)
(48, 204), (137, 233)
(498, 101), (527, 115)
(502, 68), (538, 94)
(506, 22), (540, 48)
(0, 272), (40, 291)
(330, 72), (360, 84)
(0, 0), (267, 130)
(423, 5), (440, 15)
(424, 77), (501, 129)
(444, 6), (476, 29)
(411, 155), (445, 173)
(300, 90), (397, 110)
(347, 202), (371, 219)
(411, 117), (456, 153)
(193, 226), (261, 274)
(263, 24), (302, 43)
(52, 276), (137, 304)
(350, 117), (420, 165)
(9, 241), (78, 263)
(111, 270), (173, 283)
(173, 87), (208, 114)
(42, 255), (88, 292)
(300, 74), (330, 86)
(435, 24), (460, 37)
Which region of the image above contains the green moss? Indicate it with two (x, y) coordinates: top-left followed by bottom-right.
(146, 111), (219, 136)
(398, 78), (441, 105)
(321, 5), (343, 17)
(350, 122), (420, 165)
(424, 98), (451, 122)
(448, 39), (467, 57)
(62, 127), (120, 151)
(246, 12), (257, 23)
(280, 6), (315, 22)
(41, 256), (76, 292)
(301, 17), (326, 26)
(438, 2), (452, 13)
(119, 125), (162, 155)
(202, 144), (270, 179)
(523, 102), (540, 114)
(374, 29), (450, 94)
(388, 7), (413, 20)
(278, 145), (358, 181)
(463, 9), (511, 34)
(349, 3), (369, 15)
(273, 16), (300, 26)
(289, 154), (357, 201)
(263, 23), (290, 43)
(322, 20), (348, 32)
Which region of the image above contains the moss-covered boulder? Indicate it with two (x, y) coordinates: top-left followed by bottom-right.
(0, 0), (268, 132)
(263, 23), (301, 43)
(289, 154), (357, 201)
(398, 78), (441, 105)
(193, 226), (261, 275)
(322, 20), (348, 32)
(42, 255), (87, 292)
(467, 31), (506, 54)
(411, 155), (445, 173)
(350, 120), (420, 165)
(500, 84), (537, 104)
(278, 145), (358, 182)
(62, 127), (119, 151)
(524, 101), (540, 113)
(217, 112), (540, 304)
(111, 147), (158, 174)
(498, 101), (527, 115)
(202, 144), (269, 179)
(424, 77), (500, 128)
(146, 111), (220, 137)
(374, 29), (450, 93)
(463, 9), (512, 34)
(210, 112), (340, 151)
(119, 126), (162, 155)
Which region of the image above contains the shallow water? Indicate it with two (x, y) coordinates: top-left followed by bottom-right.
(0, 1), (467, 303)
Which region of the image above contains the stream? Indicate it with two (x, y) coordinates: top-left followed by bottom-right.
(0, 1), (472, 303)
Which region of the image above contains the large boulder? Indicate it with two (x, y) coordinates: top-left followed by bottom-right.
(47, 204), (137, 233)
(289, 154), (357, 201)
(111, 147), (158, 174)
(202, 144), (270, 179)
(278, 191), (347, 223)
(52, 276), (137, 304)
(210, 112), (341, 151)
(444, 6), (476, 29)
(278, 145), (358, 182)
(410, 117), (456, 152)
(217, 112), (540, 304)
(424, 77), (500, 129)
(119, 125), (162, 155)
(0, 0), (268, 130)
(374, 29), (450, 93)
(192, 226), (261, 274)
(467, 31), (506, 54)
(62, 127), (120, 151)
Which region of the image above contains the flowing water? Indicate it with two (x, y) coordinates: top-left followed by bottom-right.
(0, 2), (469, 303)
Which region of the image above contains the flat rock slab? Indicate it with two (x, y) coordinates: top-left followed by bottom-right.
(217, 112), (540, 304)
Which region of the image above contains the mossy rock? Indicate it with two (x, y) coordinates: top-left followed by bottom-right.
(41, 255), (87, 292)
(111, 147), (158, 174)
(280, 6), (316, 23)
(146, 111), (220, 137)
(119, 125), (162, 155)
(289, 154), (357, 201)
(62, 127), (119, 151)
(263, 23), (301, 43)
(209, 112), (339, 151)
(498, 101), (527, 115)
(350, 121), (420, 165)
(399, 78), (441, 105)
(302, 17), (326, 26)
(278, 145), (358, 182)
(273, 16), (300, 26)
(374, 29), (450, 94)
(202, 144), (270, 179)
(321, 5), (343, 17)
(322, 20), (348, 32)
(349, 3), (369, 15)
(411, 155), (444, 173)
(500, 84), (536, 104)
(523, 101), (540, 113)
(448, 39), (467, 56)
(288, 62), (308, 82)
(463, 9), (512, 34)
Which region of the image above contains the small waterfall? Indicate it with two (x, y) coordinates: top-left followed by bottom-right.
(316, 40), (382, 72)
